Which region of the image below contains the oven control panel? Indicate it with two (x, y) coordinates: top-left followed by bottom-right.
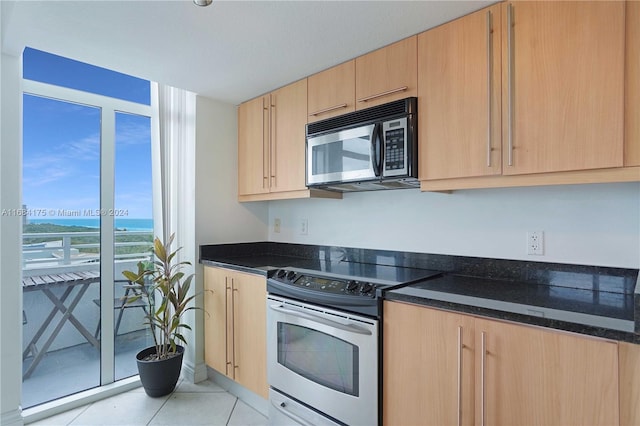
(271, 269), (376, 298)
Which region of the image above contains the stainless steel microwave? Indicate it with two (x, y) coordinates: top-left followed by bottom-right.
(305, 97), (418, 192)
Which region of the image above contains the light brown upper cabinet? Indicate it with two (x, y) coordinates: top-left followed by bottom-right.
(269, 80), (308, 193)
(237, 80), (341, 202)
(238, 95), (270, 197)
(307, 60), (355, 123)
(502, 1), (624, 175)
(355, 36), (417, 109)
(419, 1), (638, 190)
(418, 4), (502, 180)
(238, 80), (307, 197)
(626, 1), (640, 166)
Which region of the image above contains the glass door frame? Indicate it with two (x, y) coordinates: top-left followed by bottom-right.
(22, 78), (157, 387)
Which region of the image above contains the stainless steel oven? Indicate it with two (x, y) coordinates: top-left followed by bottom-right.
(267, 295), (378, 426)
(266, 265), (441, 426)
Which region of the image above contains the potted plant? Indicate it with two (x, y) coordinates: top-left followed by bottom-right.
(121, 233), (196, 397)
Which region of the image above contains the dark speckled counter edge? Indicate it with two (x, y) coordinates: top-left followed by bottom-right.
(385, 291), (640, 343)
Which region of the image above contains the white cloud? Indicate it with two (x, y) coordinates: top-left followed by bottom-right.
(24, 133), (100, 187)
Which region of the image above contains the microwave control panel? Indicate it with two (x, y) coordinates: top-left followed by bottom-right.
(382, 117), (408, 176)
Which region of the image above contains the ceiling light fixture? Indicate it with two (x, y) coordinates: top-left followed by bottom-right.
(193, 0), (213, 6)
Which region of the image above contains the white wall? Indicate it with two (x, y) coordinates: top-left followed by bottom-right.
(269, 183), (640, 269)
(193, 95), (268, 382)
(193, 104), (639, 270)
(1, 51), (24, 425)
(194, 96), (268, 247)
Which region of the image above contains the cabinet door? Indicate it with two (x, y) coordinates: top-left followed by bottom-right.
(308, 60), (355, 123)
(619, 341), (640, 425)
(355, 36), (417, 109)
(502, 1), (625, 175)
(270, 79), (308, 193)
(476, 318), (619, 426)
(203, 267), (231, 376)
(230, 271), (268, 399)
(383, 302), (475, 425)
(626, 1), (640, 166)
(418, 5), (502, 180)
(238, 95), (270, 196)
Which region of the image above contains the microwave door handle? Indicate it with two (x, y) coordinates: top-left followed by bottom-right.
(371, 123), (382, 177)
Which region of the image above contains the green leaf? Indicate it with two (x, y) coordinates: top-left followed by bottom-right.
(174, 333), (187, 345)
(122, 270), (140, 282)
(154, 237), (166, 262)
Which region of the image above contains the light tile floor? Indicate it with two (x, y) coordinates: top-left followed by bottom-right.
(29, 379), (269, 426)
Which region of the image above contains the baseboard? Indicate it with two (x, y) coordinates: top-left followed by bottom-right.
(21, 377), (140, 424)
(207, 367), (268, 417)
(181, 360), (208, 384)
(1, 408), (23, 426)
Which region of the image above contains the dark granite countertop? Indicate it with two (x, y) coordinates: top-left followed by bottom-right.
(386, 274), (637, 341)
(200, 254), (439, 285)
(200, 242), (640, 343)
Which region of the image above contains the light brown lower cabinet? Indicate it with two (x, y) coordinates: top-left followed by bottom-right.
(383, 301), (619, 426)
(619, 341), (640, 425)
(204, 266), (268, 399)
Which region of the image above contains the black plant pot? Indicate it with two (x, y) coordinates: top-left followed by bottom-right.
(136, 345), (184, 397)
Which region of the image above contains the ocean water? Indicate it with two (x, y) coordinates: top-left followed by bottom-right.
(27, 218), (154, 231)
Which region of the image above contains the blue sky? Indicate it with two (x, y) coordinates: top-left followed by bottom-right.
(22, 48), (153, 219)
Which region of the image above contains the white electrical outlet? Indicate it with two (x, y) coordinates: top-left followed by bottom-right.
(274, 218), (281, 233)
(300, 218), (308, 235)
(527, 231), (544, 255)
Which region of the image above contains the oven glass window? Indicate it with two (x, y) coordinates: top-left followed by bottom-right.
(312, 137), (371, 176)
(277, 323), (359, 397)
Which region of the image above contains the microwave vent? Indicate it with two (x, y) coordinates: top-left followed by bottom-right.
(312, 178), (420, 193)
(307, 97), (416, 136)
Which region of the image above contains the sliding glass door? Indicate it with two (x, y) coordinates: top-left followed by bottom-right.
(21, 48), (155, 408)
(22, 94), (103, 408)
(113, 112), (155, 381)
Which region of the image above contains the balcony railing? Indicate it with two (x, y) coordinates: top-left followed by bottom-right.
(21, 229), (155, 401)
(22, 230), (153, 274)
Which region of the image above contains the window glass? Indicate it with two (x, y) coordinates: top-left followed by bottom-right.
(114, 111), (154, 381)
(277, 323), (359, 396)
(22, 94), (102, 408)
(23, 47), (150, 105)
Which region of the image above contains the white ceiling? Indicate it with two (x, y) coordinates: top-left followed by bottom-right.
(2, 0), (491, 105)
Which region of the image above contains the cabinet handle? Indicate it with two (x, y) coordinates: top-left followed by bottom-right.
(224, 277), (231, 376)
(270, 99), (277, 186)
(262, 99), (270, 188)
(507, 3), (514, 167)
(309, 103), (348, 117)
(486, 10), (493, 168)
(357, 86), (408, 103)
(230, 278), (236, 378)
(457, 326), (463, 426)
(481, 331), (487, 426)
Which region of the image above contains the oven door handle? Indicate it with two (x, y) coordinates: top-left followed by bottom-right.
(269, 304), (373, 335)
(271, 399), (314, 426)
